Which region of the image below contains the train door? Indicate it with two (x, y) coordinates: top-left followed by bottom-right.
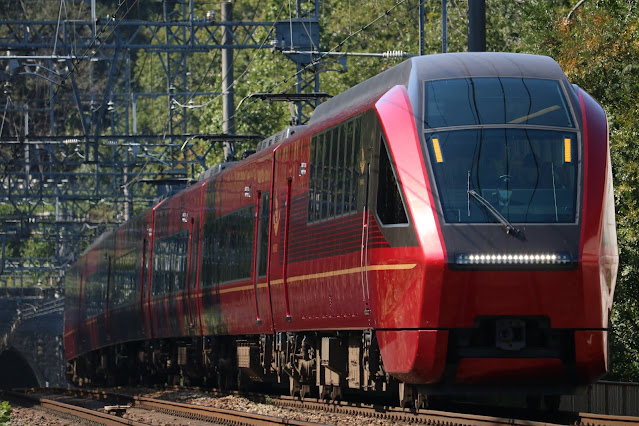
(142, 207), (159, 338)
(140, 234), (151, 337)
(246, 154), (275, 332)
(360, 160), (372, 316)
(78, 256), (88, 352)
(269, 146), (295, 329)
(359, 112), (376, 318)
(185, 216), (201, 333)
(251, 189), (271, 325)
(270, 141), (323, 329)
(194, 182), (207, 336)
(105, 255), (112, 335)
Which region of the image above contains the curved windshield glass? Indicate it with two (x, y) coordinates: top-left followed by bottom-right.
(426, 129), (578, 223)
(424, 78), (574, 129)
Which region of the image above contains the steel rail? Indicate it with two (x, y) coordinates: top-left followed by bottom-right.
(132, 395), (318, 425)
(274, 396), (639, 426)
(34, 388), (568, 425)
(577, 412), (639, 425)
(273, 396), (564, 426)
(8, 388), (322, 425)
(4, 390), (147, 426)
(13, 387), (639, 426)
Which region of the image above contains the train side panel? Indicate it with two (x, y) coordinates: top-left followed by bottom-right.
(198, 153), (274, 336)
(110, 215), (146, 345)
(63, 262), (81, 360)
(149, 183), (204, 339)
(269, 117), (379, 332)
(573, 88), (618, 381)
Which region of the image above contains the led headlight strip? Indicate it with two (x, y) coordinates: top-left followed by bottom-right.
(456, 253), (572, 265)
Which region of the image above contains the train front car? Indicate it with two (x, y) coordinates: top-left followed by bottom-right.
(372, 53), (618, 397)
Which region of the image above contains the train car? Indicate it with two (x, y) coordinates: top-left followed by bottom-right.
(63, 52), (618, 407)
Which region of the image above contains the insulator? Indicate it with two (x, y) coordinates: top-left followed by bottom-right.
(383, 50), (405, 58)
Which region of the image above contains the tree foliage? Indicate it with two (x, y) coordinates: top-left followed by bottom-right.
(0, 401), (10, 426)
(520, 0), (639, 381)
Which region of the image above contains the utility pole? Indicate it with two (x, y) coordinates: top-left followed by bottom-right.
(419, 1), (424, 55)
(442, 0), (448, 53)
(222, 1), (235, 163)
(468, 0), (486, 52)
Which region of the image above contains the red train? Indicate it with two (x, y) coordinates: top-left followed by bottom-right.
(63, 53), (618, 407)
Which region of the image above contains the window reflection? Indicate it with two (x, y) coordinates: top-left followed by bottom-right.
(424, 78), (574, 129)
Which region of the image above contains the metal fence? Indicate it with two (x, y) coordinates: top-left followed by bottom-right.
(561, 381), (639, 416)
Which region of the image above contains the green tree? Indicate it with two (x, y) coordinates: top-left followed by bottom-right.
(526, 0), (639, 380)
(0, 400), (11, 426)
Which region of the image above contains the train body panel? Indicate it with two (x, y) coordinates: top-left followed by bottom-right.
(269, 132), (374, 332)
(63, 52), (618, 397)
(148, 181), (204, 339)
(208, 152), (275, 336)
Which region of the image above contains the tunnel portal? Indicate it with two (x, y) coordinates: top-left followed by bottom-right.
(0, 347), (40, 389)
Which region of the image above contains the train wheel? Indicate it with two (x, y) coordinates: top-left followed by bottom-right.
(289, 376), (301, 397)
(300, 384), (311, 400)
(414, 393), (428, 410)
(318, 384), (329, 400)
(398, 382), (413, 409)
(216, 371), (224, 390)
(106, 373), (116, 387)
(329, 385), (342, 401)
(237, 371), (250, 392)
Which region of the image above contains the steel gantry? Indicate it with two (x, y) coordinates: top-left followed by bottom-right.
(0, 0), (321, 287)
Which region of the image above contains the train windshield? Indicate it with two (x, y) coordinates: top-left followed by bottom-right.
(423, 77), (578, 224)
(424, 77), (574, 128)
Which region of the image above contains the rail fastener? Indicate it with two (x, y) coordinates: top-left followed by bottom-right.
(104, 404), (131, 416)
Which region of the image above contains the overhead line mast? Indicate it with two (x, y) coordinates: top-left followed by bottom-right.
(0, 0), (321, 287)
(222, 1), (235, 163)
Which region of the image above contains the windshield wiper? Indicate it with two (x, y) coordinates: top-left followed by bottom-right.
(468, 189), (525, 240)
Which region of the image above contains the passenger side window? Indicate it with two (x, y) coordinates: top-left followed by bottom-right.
(308, 117), (362, 223)
(376, 139), (408, 225)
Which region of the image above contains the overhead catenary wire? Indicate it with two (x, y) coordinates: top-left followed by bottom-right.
(53, 0), (407, 155)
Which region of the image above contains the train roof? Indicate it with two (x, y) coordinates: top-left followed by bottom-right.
(309, 52), (568, 125)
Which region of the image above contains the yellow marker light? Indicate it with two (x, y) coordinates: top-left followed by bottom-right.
(564, 138), (572, 163)
(432, 138), (443, 163)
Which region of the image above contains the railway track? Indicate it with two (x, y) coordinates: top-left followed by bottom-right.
(271, 395), (639, 425)
(3, 389), (146, 426)
(3, 388), (318, 425)
(5, 387), (639, 425)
